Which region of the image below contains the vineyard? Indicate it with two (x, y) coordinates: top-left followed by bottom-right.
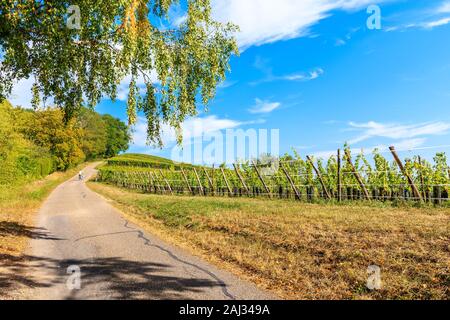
(96, 146), (450, 205)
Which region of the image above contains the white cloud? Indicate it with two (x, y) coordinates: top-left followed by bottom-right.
(173, 14), (187, 27)
(283, 68), (324, 81)
(423, 17), (450, 29)
(7, 77), (55, 109)
(131, 115), (244, 148)
(248, 98), (281, 114)
(308, 68), (324, 80)
(394, 138), (428, 151)
(251, 57), (324, 85)
(311, 120), (450, 159)
(334, 27), (360, 46)
(386, 2), (450, 32)
(8, 77), (34, 108)
(131, 119), (171, 149)
(335, 39), (347, 46)
(347, 121), (450, 144)
(116, 71), (159, 101)
(218, 80), (238, 89)
(182, 115), (244, 140)
(437, 1), (450, 13)
(212, 0), (390, 49)
(312, 138), (427, 159)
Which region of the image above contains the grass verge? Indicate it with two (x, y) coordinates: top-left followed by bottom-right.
(88, 181), (449, 300)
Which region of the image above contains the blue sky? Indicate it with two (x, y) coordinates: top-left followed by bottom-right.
(9, 0), (450, 163)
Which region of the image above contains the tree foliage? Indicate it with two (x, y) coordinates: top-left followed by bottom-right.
(0, 0), (239, 146)
(25, 108), (86, 170)
(0, 100), (131, 185)
(0, 100), (54, 184)
(102, 114), (131, 158)
(77, 108), (108, 160)
(0, 100), (15, 161)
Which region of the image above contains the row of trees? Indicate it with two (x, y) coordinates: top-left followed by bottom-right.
(0, 100), (130, 185)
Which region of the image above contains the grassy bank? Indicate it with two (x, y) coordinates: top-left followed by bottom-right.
(88, 181), (450, 300)
(0, 163), (90, 258)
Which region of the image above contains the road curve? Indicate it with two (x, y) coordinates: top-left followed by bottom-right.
(20, 163), (273, 300)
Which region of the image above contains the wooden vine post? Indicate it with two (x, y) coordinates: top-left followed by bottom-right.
(389, 146), (423, 202)
(306, 155), (332, 200)
(139, 172), (145, 190)
(280, 162), (300, 200)
(344, 150), (371, 200)
(193, 167), (205, 195)
(145, 172), (152, 192)
(252, 161), (271, 198)
(233, 164), (249, 194)
(203, 167), (214, 195)
(159, 169), (173, 195)
(220, 167), (233, 196)
(337, 149), (342, 202)
(180, 167), (193, 195)
(417, 156), (426, 200)
(150, 172), (161, 193)
(148, 171), (157, 193)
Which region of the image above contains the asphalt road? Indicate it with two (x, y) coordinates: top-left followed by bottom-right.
(16, 163), (273, 300)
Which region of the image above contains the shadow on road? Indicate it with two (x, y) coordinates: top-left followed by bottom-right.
(0, 221), (62, 240)
(0, 254), (56, 297)
(0, 254), (224, 299)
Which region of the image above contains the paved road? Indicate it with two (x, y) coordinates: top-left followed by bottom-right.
(17, 163), (272, 300)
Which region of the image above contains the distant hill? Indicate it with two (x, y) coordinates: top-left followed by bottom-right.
(112, 153), (175, 165)
(107, 153), (197, 169)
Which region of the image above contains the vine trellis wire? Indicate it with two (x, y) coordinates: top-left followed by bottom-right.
(97, 146), (450, 205)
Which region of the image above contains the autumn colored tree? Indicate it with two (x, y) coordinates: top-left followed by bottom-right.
(25, 108), (85, 170)
(0, 0), (238, 146)
(0, 101), (54, 184)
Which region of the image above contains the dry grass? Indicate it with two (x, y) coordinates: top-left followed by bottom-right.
(0, 164), (89, 257)
(88, 181), (450, 300)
